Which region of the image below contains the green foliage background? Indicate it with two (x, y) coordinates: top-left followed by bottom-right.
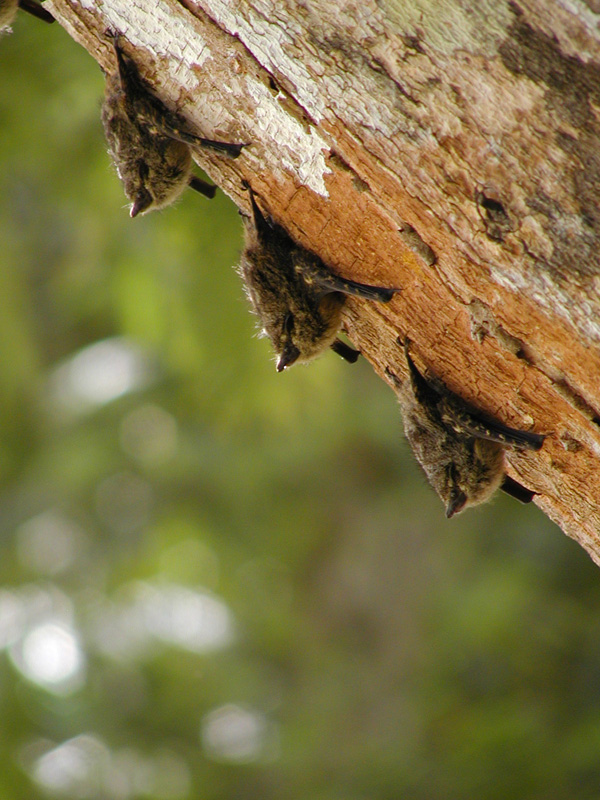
(1, 15), (599, 800)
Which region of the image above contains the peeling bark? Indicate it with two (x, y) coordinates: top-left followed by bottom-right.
(46, 0), (600, 561)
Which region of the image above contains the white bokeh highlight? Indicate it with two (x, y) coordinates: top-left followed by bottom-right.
(93, 580), (234, 661)
(10, 621), (85, 695)
(48, 337), (156, 415)
(201, 704), (278, 764)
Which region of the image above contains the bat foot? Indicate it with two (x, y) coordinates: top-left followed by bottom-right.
(331, 339), (360, 363)
(501, 475), (537, 503)
(19, 0), (55, 22)
(189, 175), (216, 199)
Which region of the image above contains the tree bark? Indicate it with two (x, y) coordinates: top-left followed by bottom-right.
(47, 0), (600, 562)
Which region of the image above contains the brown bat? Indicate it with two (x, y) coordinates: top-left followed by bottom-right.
(102, 31), (247, 216)
(389, 341), (546, 517)
(239, 182), (399, 371)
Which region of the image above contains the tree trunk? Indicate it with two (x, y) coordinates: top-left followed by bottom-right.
(47, 0), (600, 562)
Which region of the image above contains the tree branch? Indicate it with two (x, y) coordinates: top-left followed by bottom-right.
(47, 0), (600, 561)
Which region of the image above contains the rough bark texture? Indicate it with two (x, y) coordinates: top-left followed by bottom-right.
(47, 0), (600, 561)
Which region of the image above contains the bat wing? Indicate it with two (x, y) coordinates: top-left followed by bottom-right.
(297, 259), (397, 302)
(107, 36), (245, 159)
(440, 397), (545, 451)
(139, 107), (246, 158)
(401, 341), (546, 452)
(188, 136), (246, 158)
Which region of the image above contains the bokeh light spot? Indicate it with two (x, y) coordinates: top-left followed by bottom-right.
(201, 704), (277, 764)
(33, 735), (108, 796)
(136, 582), (233, 652)
(10, 622), (85, 694)
(16, 510), (85, 575)
(48, 337), (155, 415)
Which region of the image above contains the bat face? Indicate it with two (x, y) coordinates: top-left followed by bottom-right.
(391, 343), (545, 516)
(240, 183), (398, 370)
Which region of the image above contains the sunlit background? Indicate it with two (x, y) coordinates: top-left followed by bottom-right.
(1, 13), (600, 800)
